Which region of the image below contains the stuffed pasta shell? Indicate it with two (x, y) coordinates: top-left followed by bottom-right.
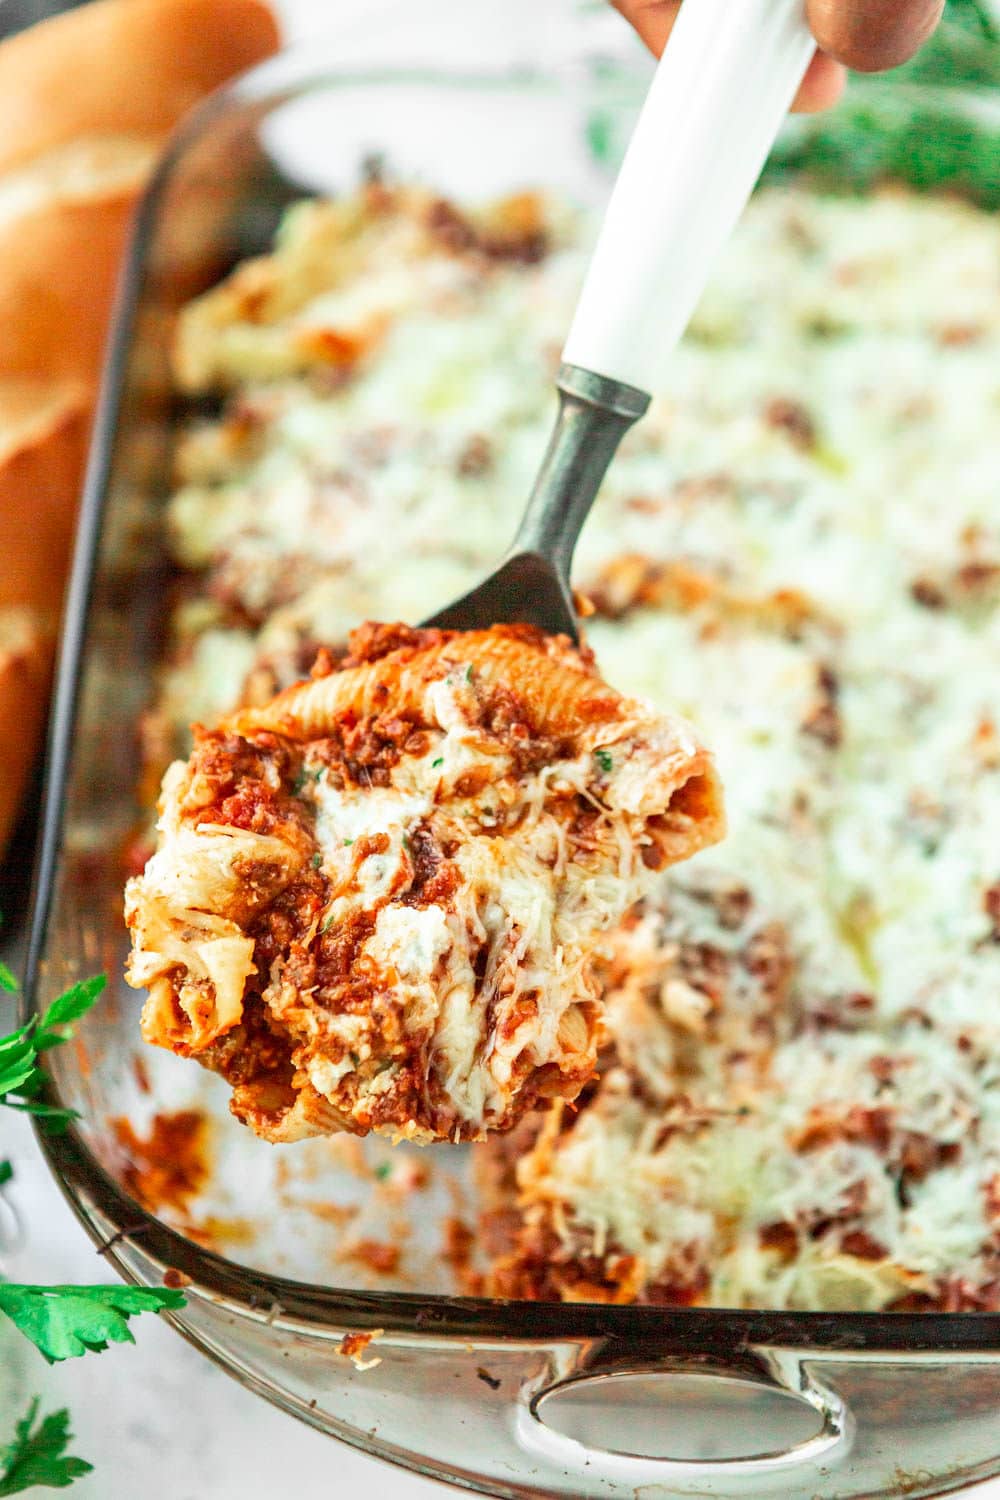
(125, 621), (723, 1144)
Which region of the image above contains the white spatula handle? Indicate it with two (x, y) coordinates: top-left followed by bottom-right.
(562, 0), (815, 392)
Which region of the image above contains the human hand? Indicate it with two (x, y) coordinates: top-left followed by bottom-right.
(611, 0), (944, 111)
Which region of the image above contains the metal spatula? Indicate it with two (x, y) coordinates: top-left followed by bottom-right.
(425, 0), (815, 642)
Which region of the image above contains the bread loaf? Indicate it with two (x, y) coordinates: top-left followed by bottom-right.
(0, 139), (159, 382)
(0, 376), (91, 849)
(0, 0), (280, 176)
(0, 0), (280, 860)
(0, 609), (53, 858)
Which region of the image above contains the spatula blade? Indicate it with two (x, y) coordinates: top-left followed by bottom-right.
(421, 552), (579, 641)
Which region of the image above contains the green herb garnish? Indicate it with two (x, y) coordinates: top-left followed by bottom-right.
(34, 977), (107, 1053)
(0, 976), (106, 1132)
(585, 2), (1000, 210)
(0, 1401), (92, 1497)
(0, 1025), (37, 1101)
(594, 748), (613, 774)
(374, 1162), (392, 1182)
(763, 2), (1000, 211)
(293, 765), (325, 795)
(0, 1284), (185, 1364)
(431, 757), (444, 769)
(766, 95), (1000, 209)
(0, 963), (180, 1493)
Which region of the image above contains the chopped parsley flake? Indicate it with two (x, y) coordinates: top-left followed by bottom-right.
(594, 749), (613, 774)
(293, 765), (325, 794)
(431, 757), (444, 768)
(311, 853), (322, 869)
(374, 1162), (392, 1181)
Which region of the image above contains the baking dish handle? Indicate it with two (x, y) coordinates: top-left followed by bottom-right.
(512, 1342), (854, 1486)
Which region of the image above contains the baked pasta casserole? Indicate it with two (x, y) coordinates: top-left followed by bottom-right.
(129, 178), (1000, 1310)
(126, 620), (722, 1143)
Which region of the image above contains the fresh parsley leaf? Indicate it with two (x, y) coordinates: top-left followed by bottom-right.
(1, 974), (104, 1129)
(35, 977), (106, 1051)
(1, 1063), (79, 1132)
(294, 765), (325, 794)
(12, 1068), (43, 1098)
(0, 1284), (185, 1364)
(594, 748), (613, 774)
(0, 960), (17, 994)
(1, 1099), (80, 1132)
(0, 1400), (92, 1496)
(0, 1027), (37, 1099)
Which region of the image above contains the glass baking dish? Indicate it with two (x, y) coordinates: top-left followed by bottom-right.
(23, 30), (1000, 1500)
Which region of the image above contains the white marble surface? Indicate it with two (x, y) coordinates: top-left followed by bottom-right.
(3, 1), (999, 1496)
(1, 1110), (446, 1499)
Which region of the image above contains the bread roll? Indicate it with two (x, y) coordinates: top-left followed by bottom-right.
(0, 609), (53, 859)
(0, 375), (92, 850)
(0, 139), (158, 382)
(0, 377), (92, 618)
(0, 0), (280, 858)
(0, 0), (280, 382)
(0, 0), (280, 176)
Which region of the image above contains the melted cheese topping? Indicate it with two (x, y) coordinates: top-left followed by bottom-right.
(151, 183), (1000, 1306)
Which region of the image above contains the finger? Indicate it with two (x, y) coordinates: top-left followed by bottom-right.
(793, 51), (846, 112)
(806, 0), (944, 71)
(611, 2), (844, 114)
(610, 0), (682, 58)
